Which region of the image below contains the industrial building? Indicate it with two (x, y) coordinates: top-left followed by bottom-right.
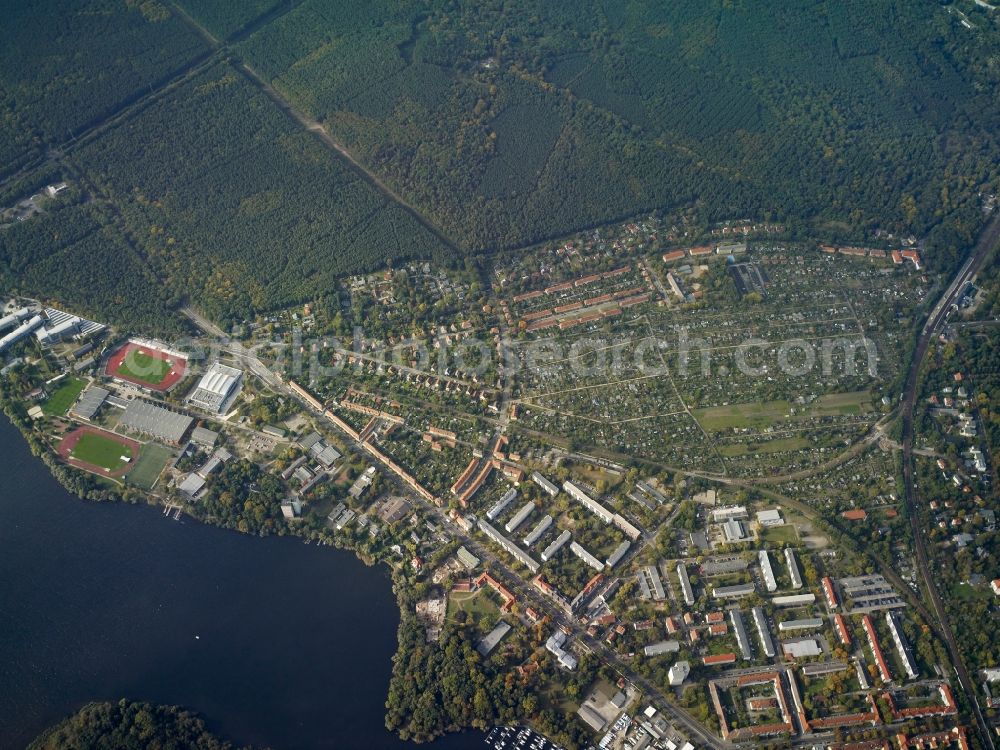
(752, 607), (776, 658)
(118, 399), (193, 444)
(188, 362), (243, 414)
(758, 550), (777, 592)
(784, 548), (803, 589)
(523, 515), (552, 547)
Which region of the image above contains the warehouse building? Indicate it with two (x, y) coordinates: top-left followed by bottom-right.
(187, 362), (243, 414)
(118, 399), (193, 444)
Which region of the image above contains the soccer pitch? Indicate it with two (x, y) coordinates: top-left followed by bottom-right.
(116, 350), (172, 385)
(70, 432), (135, 472)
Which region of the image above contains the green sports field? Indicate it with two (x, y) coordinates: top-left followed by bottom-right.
(117, 350), (172, 385)
(42, 377), (86, 416)
(70, 432), (136, 472)
(127, 443), (174, 490)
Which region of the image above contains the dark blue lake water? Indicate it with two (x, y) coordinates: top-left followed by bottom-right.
(0, 417), (482, 749)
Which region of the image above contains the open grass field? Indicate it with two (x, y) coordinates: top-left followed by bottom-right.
(717, 437), (810, 457)
(761, 524), (799, 546)
(57, 426), (140, 478)
(127, 442), (175, 490)
(447, 589), (499, 623)
(42, 376), (86, 416)
(695, 391), (873, 431)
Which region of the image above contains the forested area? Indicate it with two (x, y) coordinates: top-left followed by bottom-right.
(231, 0), (1000, 261)
(175, 0), (280, 39)
(0, 0), (206, 173)
(70, 64), (454, 327)
(28, 700), (254, 750)
(0, 189), (182, 334)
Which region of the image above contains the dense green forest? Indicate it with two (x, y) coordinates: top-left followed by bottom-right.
(176, 0), (281, 39)
(231, 0), (1000, 257)
(28, 700), (255, 750)
(69, 64), (454, 326)
(1, 0), (998, 328)
(0, 188), (182, 333)
(0, 0), (206, 172)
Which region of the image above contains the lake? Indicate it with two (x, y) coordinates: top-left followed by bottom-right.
(0, 417), (483, 749)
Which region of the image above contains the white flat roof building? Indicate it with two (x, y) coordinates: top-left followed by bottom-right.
(759, 550), (777, 592)
(563, 480), (614, 524)
(677, 562), (695, 606)
(523, 515), (552, 547)
(541, 530), (571, 562)
(784, 548), (803, 589)
(188, 362), (243, 414)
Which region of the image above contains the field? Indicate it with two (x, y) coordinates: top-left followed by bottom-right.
(447, 589), (499, 623)
(42, 377), (86, 416)
(57, 426), (140, 478)
(127, 443), (175, 490)
(694, 392), (873, 432)
(106, 342), (187, 392)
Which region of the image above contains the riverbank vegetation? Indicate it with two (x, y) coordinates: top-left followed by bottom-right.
(28, 699), (257, 750)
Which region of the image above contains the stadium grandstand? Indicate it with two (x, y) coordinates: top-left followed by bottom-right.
(118, 399), (193, 444)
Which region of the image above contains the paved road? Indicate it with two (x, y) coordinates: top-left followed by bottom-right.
(900, 212), (1000, 750)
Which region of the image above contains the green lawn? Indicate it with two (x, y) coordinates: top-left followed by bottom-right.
(71, 432), (135, 472)
(718, 437), (809, 456)
(127, 442), (174, 489)
(118, 350), (172, 385)
(42, 377), (86, 416)
(695, 391), (873, 431)
(447, 589), (499, 622)
(761, 525), (799, 545)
